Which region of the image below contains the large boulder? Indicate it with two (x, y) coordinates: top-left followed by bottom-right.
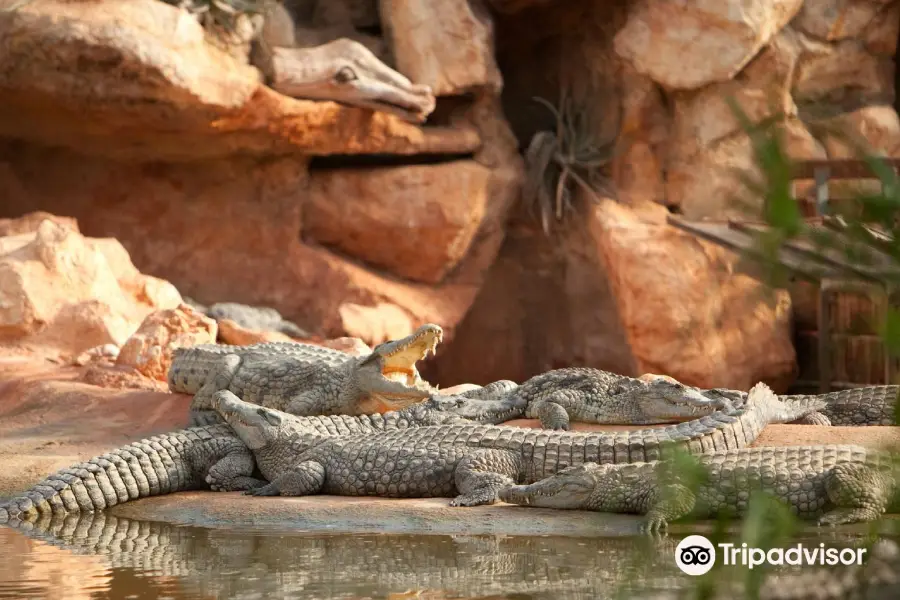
(380, 0), (503, 95)
(0, 0), (523, 349)
(667, 118), (827, 219)
(430, 198), (799, 392)
(0, 215), (181, 357)
(305, 160), (493, 284)
(116, 304), (218, 381)
(791, 0), (888, 42)
(0, 0), (480, 161)
(614, 0), (805, 90)
(792, 37), (895, 106)
(590, 200), (798, 391)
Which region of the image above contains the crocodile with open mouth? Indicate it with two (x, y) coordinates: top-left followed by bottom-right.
(168, 324), (444, 426)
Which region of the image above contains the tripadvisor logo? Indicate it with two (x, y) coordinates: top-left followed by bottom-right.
(675, 535), (716, 576)
(674, 535), (868, 576)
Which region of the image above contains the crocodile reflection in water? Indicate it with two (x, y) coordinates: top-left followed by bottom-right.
(2, 511), (686, 599)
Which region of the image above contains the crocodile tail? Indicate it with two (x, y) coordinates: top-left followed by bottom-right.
(0, 428), (214, 523)
(811, 386), (898, 426)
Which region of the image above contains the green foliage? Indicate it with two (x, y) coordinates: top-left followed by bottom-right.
(522, 91), (619, 235)
(624, 97), (900, 599)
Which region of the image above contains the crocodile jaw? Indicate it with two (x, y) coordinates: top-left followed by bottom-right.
(355, 324), (443, 409)
(636, 380), (728, 423)
(500, 465), (600, 509)
(374, 323), (443, 384)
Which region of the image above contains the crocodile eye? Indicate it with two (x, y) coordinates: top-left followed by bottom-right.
(334, 66), (357, 84)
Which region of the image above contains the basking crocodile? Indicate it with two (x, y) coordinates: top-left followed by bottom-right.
(486, 368), (729, 430)
(482, 372), (896, 429)
(0, 392), (501, 523)
(215, 383), (818, 505)
(499, 444), (900, 532)
(168, 324), (444, 426)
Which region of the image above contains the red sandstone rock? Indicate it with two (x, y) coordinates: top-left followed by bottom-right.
(0, 0), (480, 162)
(591, 199), (798, 392)
(116, 305), (217, 381)
(305, 160), (493, 284)
(0, 217), (182, 358)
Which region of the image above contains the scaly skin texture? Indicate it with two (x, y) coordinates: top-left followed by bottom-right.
(0, 391), (531, 522)
(168, 324), (443, 426)
(1, 380), (817, 521)
(0, 424), (262, 523)
(499, 444), (900, 532)
(214, 383), (818, 505)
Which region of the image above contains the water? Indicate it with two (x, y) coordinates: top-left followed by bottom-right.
(0, 514), (886, 599)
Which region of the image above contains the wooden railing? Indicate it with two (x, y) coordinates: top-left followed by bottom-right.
(789, 158), (900, 217)
(788, 158), (900, 391)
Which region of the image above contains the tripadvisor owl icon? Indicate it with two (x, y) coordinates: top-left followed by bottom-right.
(675, 535), (716, 576)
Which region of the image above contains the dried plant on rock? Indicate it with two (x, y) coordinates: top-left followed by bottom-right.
(166, 0), (267, 45)
(522, 92), (619, 235)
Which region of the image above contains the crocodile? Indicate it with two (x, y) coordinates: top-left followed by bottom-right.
(168, 323), (444, 426)
(476, 371), (896, 430)
(499, 444), (900, 532)
(215, 383), (820, 505)
(486, 368), (731, 430)
(0, 391), (506, 523)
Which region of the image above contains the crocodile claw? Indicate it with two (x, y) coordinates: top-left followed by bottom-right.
(640, 516), (669, 535)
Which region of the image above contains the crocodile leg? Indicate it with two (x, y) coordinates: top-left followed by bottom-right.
(641, 484), (697, 533)
(450, 450), (523, 507)
(791, 412), (833, 425)
(204, 440), (266, 492)
(818, 462), (897, 527)
(534, 397), (572, 431)
(286, 391), (329, 417)
(246, 461), (326, 497)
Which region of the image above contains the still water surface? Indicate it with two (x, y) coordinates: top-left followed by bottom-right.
(0, 513), (882, 599)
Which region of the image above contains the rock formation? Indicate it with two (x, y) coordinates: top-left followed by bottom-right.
(0, 0), (897, 390)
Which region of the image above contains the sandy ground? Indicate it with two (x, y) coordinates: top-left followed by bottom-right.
(2, 352), (899, 534)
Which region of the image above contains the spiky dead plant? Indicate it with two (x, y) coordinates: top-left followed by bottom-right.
(165, 0), (267, 45)
(523, 90), (619, 235)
